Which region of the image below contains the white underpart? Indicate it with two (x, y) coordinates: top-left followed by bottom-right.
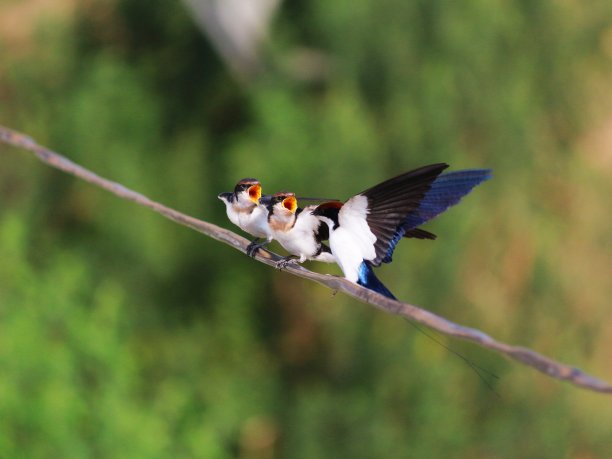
(270, 205), (336, 263)
(238, 205), (271, 239)
(327, 195), (377, 282)
(222, 192), (271, 240)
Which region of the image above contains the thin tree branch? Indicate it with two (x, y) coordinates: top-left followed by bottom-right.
(1, 124), (611, 395)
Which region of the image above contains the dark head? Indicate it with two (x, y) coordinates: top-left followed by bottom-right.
(267, 192), (298, 215)
(218, 178), (262, 205)
(311, 201), (343, 229)
(234, 178), (262, 203)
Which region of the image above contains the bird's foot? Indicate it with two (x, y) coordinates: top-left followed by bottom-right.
(275, 257), (298, 270)
(246, 243), (258, 257)
(246, 240), (267, 257)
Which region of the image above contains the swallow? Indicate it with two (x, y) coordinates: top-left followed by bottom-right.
(218, 178), (273, 256)
(265, 192), (336, 268)
(311, 164), (492, 299)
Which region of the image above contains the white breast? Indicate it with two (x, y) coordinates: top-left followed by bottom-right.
(329, 227), (369, 282)
(225, 204), (241, 228)
(240, 205), (270, 238)
(275, 213), (317, 259)
(273, 207), (333, 262)
(226, 204), (270, 239)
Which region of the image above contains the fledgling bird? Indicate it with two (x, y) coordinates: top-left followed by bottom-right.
(265, 192), (336, 267)
(311, 164), (492, 299)
(218, 178), (273, 256)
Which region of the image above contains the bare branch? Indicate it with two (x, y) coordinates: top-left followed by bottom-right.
(1, 124), (611, 395)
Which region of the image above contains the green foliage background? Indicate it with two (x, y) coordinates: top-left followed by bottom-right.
(1, 1), (611, 457)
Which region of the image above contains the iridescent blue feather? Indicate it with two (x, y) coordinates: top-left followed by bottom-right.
(382, 169), (492, 263)
(357, 261), (396, 299)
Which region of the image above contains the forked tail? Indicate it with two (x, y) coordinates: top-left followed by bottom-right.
(357, 261), (396, 299)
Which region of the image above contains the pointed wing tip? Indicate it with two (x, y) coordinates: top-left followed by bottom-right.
(442, 168), (493, 186)
(472, 168), (493, 181)
(471, 168), (493, 188)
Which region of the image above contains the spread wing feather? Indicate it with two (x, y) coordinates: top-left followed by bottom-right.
(360, 163), (449, 266)
(381, 169), (492, 263)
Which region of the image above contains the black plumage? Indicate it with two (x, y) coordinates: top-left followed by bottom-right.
(360, 163), (448, 266)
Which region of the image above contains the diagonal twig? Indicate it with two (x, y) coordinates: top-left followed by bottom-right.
(1, 124), (611, 394)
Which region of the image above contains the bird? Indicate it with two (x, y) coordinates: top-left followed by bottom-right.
(311, 164), (492, 299)
(264, 187), (441, 270)
(265, 192), (336, 268)
(218, 178), (273, 256)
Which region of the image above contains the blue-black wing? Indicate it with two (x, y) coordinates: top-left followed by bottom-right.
(379, 169), (492, 264)
(362, 163), (449, 266)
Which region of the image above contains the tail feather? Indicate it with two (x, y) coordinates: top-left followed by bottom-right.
(357, 261), (396, 299)
(382, 169), (491, 263)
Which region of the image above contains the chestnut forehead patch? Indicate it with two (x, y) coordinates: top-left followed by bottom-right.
(272, 192), (295, 202)
(273, 191), (294, 198)
(237, 178), (259, 186)
(317, 201), (343, 210)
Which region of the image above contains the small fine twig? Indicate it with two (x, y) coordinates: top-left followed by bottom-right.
(1, 124), (611, 395)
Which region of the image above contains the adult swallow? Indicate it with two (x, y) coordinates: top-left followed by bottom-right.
(265, 192), (336, 267)
(311, 164), (492, 299)
(218, 178), (273, 256)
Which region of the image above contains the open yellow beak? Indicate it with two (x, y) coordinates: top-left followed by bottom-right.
(248, 184), (262, 203)
(282, 195), (297, 214)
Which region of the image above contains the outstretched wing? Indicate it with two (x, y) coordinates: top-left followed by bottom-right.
(340, 163), (449, 265)
(381, 169), (492, 264)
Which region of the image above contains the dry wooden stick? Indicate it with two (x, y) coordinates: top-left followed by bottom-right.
(1, 124), (610, 394)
